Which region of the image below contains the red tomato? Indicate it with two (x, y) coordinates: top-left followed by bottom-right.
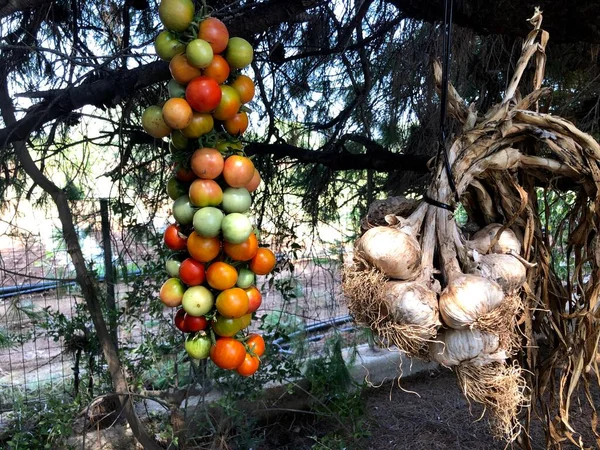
(215, 287), (249, 318)
(179, 258), (206, 285)
(206, 261), (238, 290)
(245, 169), (261, 192)
(223, 111), (248, 136)
(164, 224), (187, 250)
(210, 337), (246, 369)
(249, 248), (276, 275)
(175, 165), (196, 182)
(236, 353), (260, 376)
(212, 85), (241, 121)
(174, 308), (189, 332)
(190, 147), (224, 179)
(189, 179), (223, 207)
(246, 334), (265, 357)
(198, 17), (229, 54)
(244, 286), (262, 313)
(186, 76), (222, 113)
(187, 231), (221, 262)
(203, 54), (230, 84)
(223, 233), (258, 261)
(223, 155), (255, 188)
(184, 313), (208, 331)
(231, 75), (255, 104)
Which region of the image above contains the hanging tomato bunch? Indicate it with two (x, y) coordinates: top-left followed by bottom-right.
(145, 0), (274, 377)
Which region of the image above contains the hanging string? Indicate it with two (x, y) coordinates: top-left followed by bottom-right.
(425, 0), (459, 211)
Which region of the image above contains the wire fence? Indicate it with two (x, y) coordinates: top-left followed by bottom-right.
(0, 198), (355, 427)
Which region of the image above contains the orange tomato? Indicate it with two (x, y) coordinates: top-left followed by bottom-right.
(162, 98), (193, 129)
(190, 147), (224, 179)
(223, 155), (255, 188)
(203, 54), (230, 84)
(216, 287), (249, 318)
(181, 112), (214, 138)
(223, 232), (258, 261)
(249, 248), (276, 275)
(210, 337), (245, 369)
(231, 74), (255, 104)
(169, 53), (203, 84)
(236, 353), (260, 377)
(206, 261), (238, 290)
(246, 333), (265, 357)
(187, 231), (221, 262)
(223, 111), (248, 136)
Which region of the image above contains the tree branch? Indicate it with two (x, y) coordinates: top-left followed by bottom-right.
(0, 0), (53, 19)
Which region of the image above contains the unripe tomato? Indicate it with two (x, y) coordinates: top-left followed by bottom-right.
(159, 0), (194, 32)
(198, 17), (229, 54)
(246, 333), (265, 357)
(212, 317), (243, 338)
(223, 111), (248, 136)
(192, 207), (224, 238)
(221, 213), (253, 244)
(160, 278), (185, 307)
(168, 79), (186, 98)
(181, 112), (214, 138)
(225, 37), (253, 69)
(188, 179), (223, 207)
(179, 258), (206, 286)
(236, 268), (255, 288)
(249, 248), (276, 275)
(182, 285), (214, 316)
(187, 231), (221, 262)
(206, 261), (238, 290)
(186, 76), (222, 113)
(170, 53), (203, 85)
(203, 54), (230, 84)
(164, 224), (187, 250)
(172, 194), (197, 225)
(212, 85), (241, 121)
(142, 105), (171, 138)
(236, 353), (260, 377)
(155, 30), (185, 61)
(231, 75), (255, 104)
(238, 313), (252, 329)
(163, 98), (193, 130)
(185, 334), (211, 359)
(190, 147), (224, 179)
(186, 39), (214, 68)
(170, 130), (189, 150)
(167, 177), (189, 201)
(223, 155), (255, 188)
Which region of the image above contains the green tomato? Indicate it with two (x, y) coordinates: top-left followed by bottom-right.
(225, 37), (253, 69)
(236, 268), (255, 288)
(186, 39), (214, 69)
(222, 187), (252, 213)
(182, 286), (214, 316)
(159, 0), (194, 32)
(172, 195), (197, 225)
(167, 177), (188, 200)
(221, 213), (252, 244)
(212, 314), (242, 337)
(168, 79), (187, 98)
(192, 207), (224, 238)
(185, 334), (211, 359)
(165, 253), (186, 277)
(154, 31), (185, 61)
(142, 105), (171, 138)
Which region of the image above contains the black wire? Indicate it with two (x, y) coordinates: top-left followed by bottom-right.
(436, 0), (460, 206)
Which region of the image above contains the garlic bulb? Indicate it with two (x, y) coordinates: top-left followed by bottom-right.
(355, 226), (421, 280)
(381, 281), (440, 330)
(468, 223), (522, 255)
(470, 252), (526, 293)
(439, 274), (504, 329)
(429, 328), (507, 366)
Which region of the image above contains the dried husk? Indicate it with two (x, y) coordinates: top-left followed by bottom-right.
(354, 226), (421, 280)
(381, 280), (440, 331)
(429, 328), (507, 367)
(438, 273), (505, 329)
(469, 252), (527, 293)
(467, 223), (522, 255)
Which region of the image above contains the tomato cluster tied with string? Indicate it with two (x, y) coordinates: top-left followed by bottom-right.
(145, 0), (274, 377)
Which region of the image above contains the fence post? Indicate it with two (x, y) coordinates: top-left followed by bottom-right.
(100, 198), (118, 347)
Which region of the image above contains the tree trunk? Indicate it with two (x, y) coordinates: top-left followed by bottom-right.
(0, 79), (163, 450)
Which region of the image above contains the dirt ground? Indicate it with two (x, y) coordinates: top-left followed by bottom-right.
(258, 368), (596, 450)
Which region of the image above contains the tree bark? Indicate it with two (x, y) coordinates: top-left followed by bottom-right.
(0, 79), (164, 450)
